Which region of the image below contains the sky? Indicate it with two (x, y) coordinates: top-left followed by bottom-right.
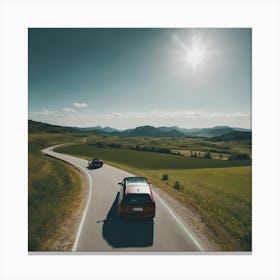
(28, 28), (251, 129)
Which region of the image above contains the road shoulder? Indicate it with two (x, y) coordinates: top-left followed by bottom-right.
(154, 188), (220, 251)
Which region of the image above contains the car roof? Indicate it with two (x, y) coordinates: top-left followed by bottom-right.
(123, 177), (151, 195)
(125, 184), (151, 195)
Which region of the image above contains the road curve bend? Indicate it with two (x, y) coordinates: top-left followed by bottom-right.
(42, 146), (205, 253)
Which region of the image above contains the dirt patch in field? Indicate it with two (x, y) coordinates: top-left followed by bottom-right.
(42, 166), (88, 251)
(154, 188), (221, 251)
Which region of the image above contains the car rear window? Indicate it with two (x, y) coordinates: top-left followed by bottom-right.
(126, 177), (148, 184)
(123, 194), (152, 204)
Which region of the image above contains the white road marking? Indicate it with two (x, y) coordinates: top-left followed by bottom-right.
(71, 165), (92, 252)
(152, 190), (204, 251)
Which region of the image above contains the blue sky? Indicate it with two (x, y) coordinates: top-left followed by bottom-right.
(28, 28), (251, 129)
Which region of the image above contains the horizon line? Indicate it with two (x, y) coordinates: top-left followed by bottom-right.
(28, 119), (252, 131)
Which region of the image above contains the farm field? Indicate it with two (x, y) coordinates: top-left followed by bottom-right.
(56, 138), (252, 251)
(56, 143), (251, 170)
(84, 134), (252, 157)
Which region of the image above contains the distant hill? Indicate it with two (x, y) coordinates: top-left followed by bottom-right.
(75, 126), (120, 133)
(188, 126), (235, 137)
(29, 120), (118, 135)
(158, 126), (200, 135)
(28, 120), (77, 133)
(232, 127), (251, 132)
(211, 131), (252, 142)
(29, 119), (251, 139)
(153, 126), (238, 138)
(157, 126), (179, 132)
(120, 125), (185, 138)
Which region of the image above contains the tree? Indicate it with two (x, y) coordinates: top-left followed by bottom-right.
(229, 153), (250, 160)
(204, 151), (212, 159)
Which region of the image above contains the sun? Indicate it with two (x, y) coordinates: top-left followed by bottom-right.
(173, 31), (210, 75)
(185, 37), (208, 74)
(186, 43), (207, 72)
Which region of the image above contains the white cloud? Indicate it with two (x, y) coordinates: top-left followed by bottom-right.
(41, 109), (55, 115)
(63, 107), (76, 113)
(28, 109), (251, 130)
(73, 102), (88, 108)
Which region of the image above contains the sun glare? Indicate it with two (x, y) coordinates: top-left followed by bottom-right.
(174, 31), (210, 75)
(186, 43), (207, 73)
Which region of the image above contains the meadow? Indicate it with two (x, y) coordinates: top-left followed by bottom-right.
(147, 166), (251, 250)
(28, 133), (83, 251)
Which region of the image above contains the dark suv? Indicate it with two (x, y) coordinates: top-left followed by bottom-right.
(88, 158), (103, 169)
(118, 177), (156, 218)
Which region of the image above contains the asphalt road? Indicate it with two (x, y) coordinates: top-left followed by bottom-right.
(42, 146), (204, 252)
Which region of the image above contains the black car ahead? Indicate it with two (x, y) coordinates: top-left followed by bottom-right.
(88, 158), (103, 169)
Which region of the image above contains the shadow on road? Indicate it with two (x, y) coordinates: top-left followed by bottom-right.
(102, 193), (154, 248)
(87, 166), (102, 170)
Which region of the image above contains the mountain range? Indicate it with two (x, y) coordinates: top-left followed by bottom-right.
(28, 120), (251, 139)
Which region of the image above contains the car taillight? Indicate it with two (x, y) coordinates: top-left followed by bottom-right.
(150, 191), (155, 203)
(148, 203), (155, 209)
(143, 203), (155, 215)
(121, 203), (130, 212)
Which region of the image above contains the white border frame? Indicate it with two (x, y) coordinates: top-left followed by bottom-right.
(1, 0), (279, 279)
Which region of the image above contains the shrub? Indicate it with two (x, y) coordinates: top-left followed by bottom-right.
(229, 153), (250, 160)
(173, 181), (185, 191)
(92, 142), (106, 148)
(174, 181), (180, 190)
(108, 143), (122, 149)
(162, 174), (168, 181)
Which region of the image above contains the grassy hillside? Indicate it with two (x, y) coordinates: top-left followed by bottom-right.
(28, 120), (77, 133)
(28, 133), (84, 251)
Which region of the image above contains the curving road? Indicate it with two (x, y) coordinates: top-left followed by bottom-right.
(42, 146), (204, 252)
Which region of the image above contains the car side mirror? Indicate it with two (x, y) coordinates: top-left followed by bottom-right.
(118, 182), (122, 185)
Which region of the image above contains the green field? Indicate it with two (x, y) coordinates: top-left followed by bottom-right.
(84, 134), (251, 156)
(28, 133), (83, 251)
(56, 143), (251, 170)
(147, 167), (251, 250)
(56, 140), (252, 251)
